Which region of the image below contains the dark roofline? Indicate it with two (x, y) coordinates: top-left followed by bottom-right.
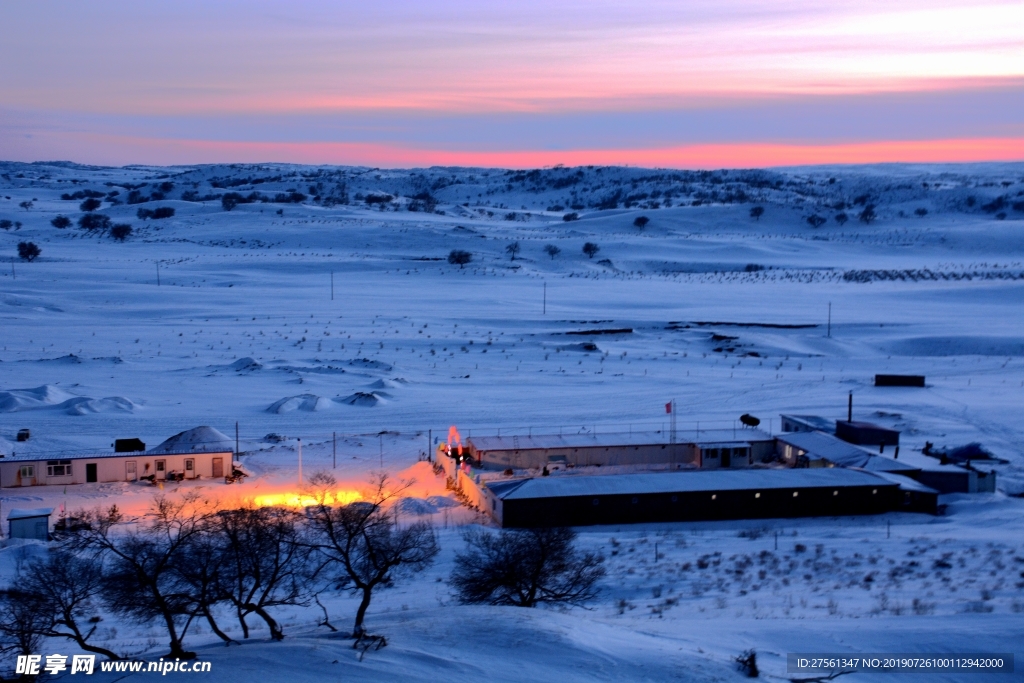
(1, 450), (233, 462)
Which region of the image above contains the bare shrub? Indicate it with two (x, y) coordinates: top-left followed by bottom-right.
(451, 526), (604, 607)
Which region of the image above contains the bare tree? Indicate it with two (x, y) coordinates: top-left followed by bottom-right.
(17, 550), (120, 659)
(308, 474), (439, 639)
(633, 216), (649, 230)
(505, 241), (521, 262)
(111, 224), (132, 241)
(208, 506), (311, 640)
(451, 527), (604, 607)
(582, 242), (600, 259)
(544, 244), (561, 260)
(749, 206), (764, 221)
(0, 589), (47, 666)
(66, 495), (212, 659)
(448, 250), (472, 269)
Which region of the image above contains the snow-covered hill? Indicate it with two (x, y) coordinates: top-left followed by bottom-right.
(0, 160), (1022, 680)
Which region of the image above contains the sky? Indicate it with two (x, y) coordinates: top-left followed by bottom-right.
(1, 0), (1022, 169)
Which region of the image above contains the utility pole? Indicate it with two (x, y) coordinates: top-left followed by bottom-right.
(156, 261), (161, 286)
(379, 433), (383, 468)
(827, 302), (831, 338)
(848, 391), (853, 422)
(10, 258), (14, 280)
(235, 421), (239, 457)
(333, 431), (337, 469)
(297, 438), (303, 488)
(331, 271), (334, 301)
(543, 281), (546, 315)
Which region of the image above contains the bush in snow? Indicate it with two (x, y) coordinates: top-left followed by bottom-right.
(79, 213), (111, 231)
(633, 215), (649, 229)
(51, 215), (72, 229)
(451, 526), (604, 608)
(110, 224), (132, 241)
(79, 197), (102, 212)
(749, 206), (764, 221)
(448, 250), (472, 268)
(17, 242), (41, 261)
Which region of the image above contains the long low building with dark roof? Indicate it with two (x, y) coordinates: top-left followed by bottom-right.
(465, 429), (774, 471)
(484, 468), (901, 528)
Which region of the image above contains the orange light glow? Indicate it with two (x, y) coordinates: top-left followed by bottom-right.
(251, 489), (362, 509)
(447, 426), (464, 458)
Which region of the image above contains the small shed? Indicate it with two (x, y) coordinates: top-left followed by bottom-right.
(875, 374), (925, 387)
(835, 420), (899, 448)
(8, 508), (52, 541)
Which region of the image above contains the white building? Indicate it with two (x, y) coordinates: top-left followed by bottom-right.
(0, 451), (232, 488)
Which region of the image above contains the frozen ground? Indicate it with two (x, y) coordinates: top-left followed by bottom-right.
(0, 160), (1023, 680)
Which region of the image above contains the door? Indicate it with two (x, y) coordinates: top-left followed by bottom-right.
(126, 461), (137, 481)
(722, 448), (732, 468)
(212, 457), (224, 478)
(86, 463), (98, 483)
(185, 459), (195, 479)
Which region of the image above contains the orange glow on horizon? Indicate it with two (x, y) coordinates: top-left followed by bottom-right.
(43, 133), (1024, 169)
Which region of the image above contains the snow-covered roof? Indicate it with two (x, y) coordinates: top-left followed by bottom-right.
(488, 468), (894, 500)
(775, 432), (918, 472)
(780, 415), (835, 432)
(7, 508), (54, 520)
(2, 450), (233, 462)
(469, 428), (772, 452)
(862, 470), (939, 494)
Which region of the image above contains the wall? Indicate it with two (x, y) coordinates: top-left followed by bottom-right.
(474, 443), (696, 470)
(500, 484), (900, 528)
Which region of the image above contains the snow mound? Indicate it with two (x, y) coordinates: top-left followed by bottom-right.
(62, 396), (136, 415)
(394, 497), (437, 515)
(562, 342), (599, 352)
(150, 426), (234, 453)
(0, 385), (136, 415)
(228, 357), (263, 372)
(266, 394), (334, 413)
(395, 495), (460, 515)
(342, 358), (393, 372)
(0, 385), (79, 412)
(426, 495), (459, 509)
(366, 378), (406, 390)
(335, 392), (387, 407)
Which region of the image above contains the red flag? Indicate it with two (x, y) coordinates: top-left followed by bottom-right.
(665, 402), (672, 414)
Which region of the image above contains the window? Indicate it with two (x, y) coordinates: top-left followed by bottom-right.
(185, 459), (194, 471)
(706, 448), (719, 459)
(47, 460), (72, 477)
(19, 465), (34, 478)
(156, 460), (166, 472)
